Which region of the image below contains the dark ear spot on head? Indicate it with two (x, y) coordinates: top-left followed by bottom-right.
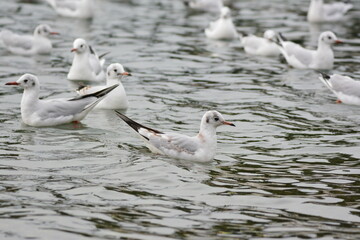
(108, 71), (110, 76)
(32, 82), (35, 86)
(206, 116), (210, 123)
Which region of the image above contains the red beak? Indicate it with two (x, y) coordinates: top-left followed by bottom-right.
(335, 40), (343, 44)
(50, 32), (59, 35)
(5, 81), (19, 85)
(71, 48), (77, 52)
(222, 121), (235, 127)
(119, 72), (132, 76)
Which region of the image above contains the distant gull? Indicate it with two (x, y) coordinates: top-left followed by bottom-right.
(46, 0), (94, 19)
(241, 30), (281, 57)
(5, 74), (117, 127)
(0, 24), (58, 55)
(307, 0), (353, 22)
(77, 63), (131, 110)
(319, 72), (360, 105)
(205, 7), (238, 40)
(277, 31), (342, 69)
(115, 110), (235, 162)
(67, 38), (106, 82)
(184, 0), (223, 13)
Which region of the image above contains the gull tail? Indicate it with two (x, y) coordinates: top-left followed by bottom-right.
(114, 111), (163, 140)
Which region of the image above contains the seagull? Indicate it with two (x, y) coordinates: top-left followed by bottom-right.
(205, 7), (238, 40)
(5, 74), (118, 127)
(0, 24), (58, 55)
(277, 31), (342, 70)
(307, 0), (353, 22)
(76, 63), (131, 109)
(241, 30), (281, 57)
(184, 0), (223, 13)
(46, 0), (94, 19)
(67, 38), (106, 82)
(115, 110), (235, 162)
(319, 72), (360, 105)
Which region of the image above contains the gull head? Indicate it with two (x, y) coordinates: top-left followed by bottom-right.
(71, 38), (88, 53)
(263, 30), (278, 42)
(320, 31), (342, 45)
(34, 24), (58, 37)
(5, 74), (39, 89)
(220, 7), (231, 19)
(201, 110), (235, 130)
(107, 63), (131, 80)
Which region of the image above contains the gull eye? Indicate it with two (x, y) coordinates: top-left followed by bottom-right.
(80, 44), (84, 48)
(214, 117), (219, 121)
(328, 36), (332, 40)
(114, 69), (117, 73)
(24, 79), (28, 83)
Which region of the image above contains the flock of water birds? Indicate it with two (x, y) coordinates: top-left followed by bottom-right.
(0, 0), (357, 162)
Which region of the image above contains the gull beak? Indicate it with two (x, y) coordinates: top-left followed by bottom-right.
(222, 121), (235, 127)
(5, 81), (19, 85)
(50, 32), (59, 35)
(335, 40), (343, 44)
(119, 72), (132, 76)
(71, 48), (77, 52)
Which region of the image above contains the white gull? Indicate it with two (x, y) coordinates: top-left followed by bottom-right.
(67, 38), (106, 82)
(278, 31), (342, 70)
(5, 74), (118, 127)
(307, 0), (353, 22)
(115, 110), (235, 162)
(205, 7), (238, 40)
(241, 30), (281, 57)
(0, 24), (58, 55)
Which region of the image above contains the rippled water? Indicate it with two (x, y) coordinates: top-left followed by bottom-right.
(0, 0), (359, 239)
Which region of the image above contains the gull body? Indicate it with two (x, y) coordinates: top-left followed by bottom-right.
(319, 73), (360, 105)
(46, 0), (94, 19)
(241, 30), (281, 57)
(115, 110), (235, 162)
(77, 63), (131, 109)
(307, 0), (353, 22)
(185, 0), (223, 13)
(205, 7), (238, 40)
(0, 24), (58, 55)
(67, 38), (106, 82)
(278, 31), (342, 70)
(5, 74), (117, 127)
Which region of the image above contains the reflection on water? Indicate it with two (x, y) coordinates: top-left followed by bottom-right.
(0, 0), (359, 239)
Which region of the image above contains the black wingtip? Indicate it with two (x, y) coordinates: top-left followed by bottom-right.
(98, 51), (110, 59)
(89, 45), (95, 55)
(69, 84), (118, 101)
(114, 111), (164, 137)
(317, 71), (331, 80)
(275, 32), (287, 46)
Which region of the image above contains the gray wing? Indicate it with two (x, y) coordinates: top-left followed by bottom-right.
(149, 132), (200, 154)
(330, 75), (360, 98)
(283, 41), (313, 66)
(37, 97), (94, 120)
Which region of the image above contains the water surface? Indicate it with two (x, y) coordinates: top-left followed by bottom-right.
(0, 0), (359, 239)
